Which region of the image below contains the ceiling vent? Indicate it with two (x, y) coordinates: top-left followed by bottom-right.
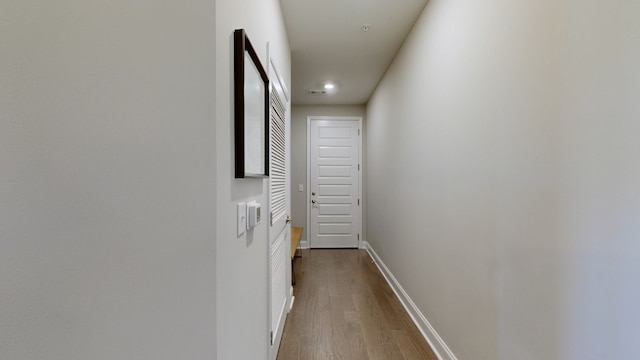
(308, 89), (328, 95)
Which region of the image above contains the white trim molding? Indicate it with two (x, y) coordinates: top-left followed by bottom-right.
(289, 286), (295, 312)
(363, 242), (458, 360)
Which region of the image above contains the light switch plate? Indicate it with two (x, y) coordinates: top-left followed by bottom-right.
(237, 202), (246, 236)
(298, 184), (304, 192)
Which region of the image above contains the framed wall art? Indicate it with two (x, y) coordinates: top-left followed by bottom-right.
(234, 29), (270, 178)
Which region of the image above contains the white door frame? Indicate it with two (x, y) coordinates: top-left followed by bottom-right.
(306, 116), (363, 249)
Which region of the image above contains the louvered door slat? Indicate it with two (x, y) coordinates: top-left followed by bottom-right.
(270, 87), (286, 224)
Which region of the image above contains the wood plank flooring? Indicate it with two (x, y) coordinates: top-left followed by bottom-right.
(277, 249), (438, 360)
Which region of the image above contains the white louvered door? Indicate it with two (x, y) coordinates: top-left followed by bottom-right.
(268, 57), (289, 360)
(270, 91), (287, 235)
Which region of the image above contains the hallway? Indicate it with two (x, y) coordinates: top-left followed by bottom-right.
(277, 250), (437, 360)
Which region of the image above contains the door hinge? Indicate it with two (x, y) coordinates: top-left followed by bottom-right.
(270, 211), (273, 226)
(270, 331), (274, 345)
(358, 198), (360, 206)
(358, 129), (360, 135)
(358, 164), (360, 171)
(358, 234), (360, 241)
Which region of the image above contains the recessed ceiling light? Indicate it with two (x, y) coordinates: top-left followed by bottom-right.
(324, 83), (335, 90)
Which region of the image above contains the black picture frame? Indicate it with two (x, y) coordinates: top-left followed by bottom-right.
(234, 29), (270, 178)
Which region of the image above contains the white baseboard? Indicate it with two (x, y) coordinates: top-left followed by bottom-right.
(363, 242), (457, 360)
(289, 286), (295, 312)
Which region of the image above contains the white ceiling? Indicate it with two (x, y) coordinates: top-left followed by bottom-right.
(279, 0), (428, 105)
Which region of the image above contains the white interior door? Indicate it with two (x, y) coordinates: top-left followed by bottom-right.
(268, 57), (290, 360)
(308, 117), (361, 248)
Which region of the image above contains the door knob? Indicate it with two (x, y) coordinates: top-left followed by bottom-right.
(311, 200), (316, 204)
(312, 192), (316, 196)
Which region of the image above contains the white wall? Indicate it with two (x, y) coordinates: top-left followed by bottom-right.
(215, 1), (290, 359)
(366, 0), (640, 359)
(0, 1), (217, 360)
(290, 105), (366, 243)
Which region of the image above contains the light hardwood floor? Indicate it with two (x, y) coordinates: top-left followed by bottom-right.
(277, 249), (438, 360)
